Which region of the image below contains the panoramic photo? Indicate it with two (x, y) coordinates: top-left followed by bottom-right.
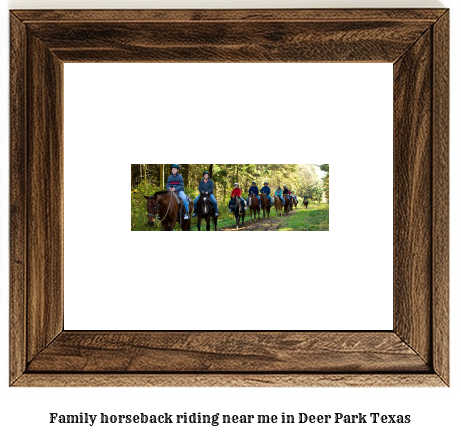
(131, 164), (329, 231)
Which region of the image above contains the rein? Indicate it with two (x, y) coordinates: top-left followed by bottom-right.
(158, 191), (173, 223)
(148, 191), (173, 223)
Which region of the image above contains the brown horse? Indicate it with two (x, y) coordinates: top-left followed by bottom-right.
(248, 194), (260, 221)
(274, 196), (284, 217)
(196, 193), (218, 231)
(144, 191), (192, 231)
(260, 193), (271, 218)
(293, 197), (299, 209)
(283, 194), (291, 214)
(303, 198), (309, 208)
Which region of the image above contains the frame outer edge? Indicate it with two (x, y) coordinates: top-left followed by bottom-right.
(432, 10), (449, 386)
(9, 12), (27, 386)
(9, 9), (449, 388)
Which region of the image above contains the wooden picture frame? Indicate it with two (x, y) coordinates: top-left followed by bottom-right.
(10, 9), (449, 387)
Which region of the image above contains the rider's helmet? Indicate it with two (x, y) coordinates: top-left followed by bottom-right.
(171, 164), (181, 171)
(252, 181), (256, 185)
(203, 171), (210, 177)
(234, 183), (239, 186)
(264, 182), (268, 185)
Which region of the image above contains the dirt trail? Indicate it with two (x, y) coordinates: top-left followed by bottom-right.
(219, 207), (301, 231)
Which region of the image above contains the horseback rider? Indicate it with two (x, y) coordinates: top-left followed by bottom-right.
(228, 183), (247, 212)
(248, 182), (261, 208)
(192, 171), (219, 218)
(274, 185), (285, 204)
(260, 182), (272, 204)
(166, 164), (190, 220)
(283, 186), (292, 204)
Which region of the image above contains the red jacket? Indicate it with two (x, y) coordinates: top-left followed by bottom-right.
(231, 188), (242, 197)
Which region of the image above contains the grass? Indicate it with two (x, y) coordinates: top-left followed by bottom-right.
(276, 204), (329, 231)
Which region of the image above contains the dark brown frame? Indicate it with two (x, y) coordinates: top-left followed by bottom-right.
(10, 9), (449, 387)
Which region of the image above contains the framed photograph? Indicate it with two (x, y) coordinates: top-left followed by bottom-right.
(10, 9), (449, 387)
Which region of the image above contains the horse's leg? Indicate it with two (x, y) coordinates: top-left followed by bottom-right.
(197, 217), (201, 231)
(206, 216), (211, 231)
(161, 221), (169, 231)
(170, 216), (178, 230)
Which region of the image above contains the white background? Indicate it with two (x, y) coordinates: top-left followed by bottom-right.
(1, 1), (458, 436)
(63, 63), (393, 331)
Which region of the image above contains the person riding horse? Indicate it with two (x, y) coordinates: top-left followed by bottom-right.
(260, 182), (272, 204)
(228, 183), (247, 212)
(166, 164), (189, 220)
(274, 186), (285, 204)
(192, 171), (219, 218)
(248, 182), (261, 208)
(282, 186), (292, 204)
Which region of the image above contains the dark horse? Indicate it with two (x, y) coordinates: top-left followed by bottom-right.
(144, 191), (192, 231)
(283, 194), (291, 214)
(274, 196), (284, 217)
(303, 197), (309, 208)
(260, 193), (272, 218)
(293, 197), (299, 209)
(230, 197), (246, 229)
(196, 193), (218, 231)
(247, 194), (260, 221)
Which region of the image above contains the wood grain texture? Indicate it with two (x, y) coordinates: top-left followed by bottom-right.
(27, 332), (429, 373)
(9, 9), (449, 387)
(26, 34), (64, 362)
(12, 9), (447, 23)
(26, 20), (432, 63)
(393, 29), (433, 365)
(10, 13), (27, 386)
(432, 11), (449, 385)
(13, 374), (446, 388)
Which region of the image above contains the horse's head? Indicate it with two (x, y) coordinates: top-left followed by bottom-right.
(144, 195), (159, 226)
(198, 193), (210, 215)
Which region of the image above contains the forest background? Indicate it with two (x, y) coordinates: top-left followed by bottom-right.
(131, 164), (329, 231)
(132, 164), (329, 201)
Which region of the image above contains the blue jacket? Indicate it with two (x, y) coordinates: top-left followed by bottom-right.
(166, 173), (185, 192)
(260, 186), (270, 195)
(198, 179), (214, 195)
(249, 186), (259, 196)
